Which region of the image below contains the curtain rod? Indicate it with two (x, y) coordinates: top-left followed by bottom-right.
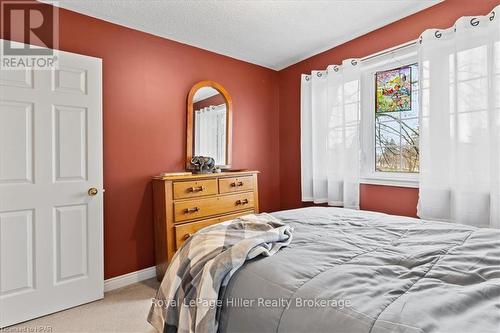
(360, 39), (417, 63)
(305, 39), (418, 76)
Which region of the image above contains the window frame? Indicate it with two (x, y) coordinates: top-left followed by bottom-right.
(360, 46), (419, 188)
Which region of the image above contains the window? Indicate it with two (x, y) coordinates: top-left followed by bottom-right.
(375, 64), (419, 173)
(360, 46), (419, 187)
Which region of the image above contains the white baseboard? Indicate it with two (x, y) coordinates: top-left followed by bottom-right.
(104, 266), (157, 292)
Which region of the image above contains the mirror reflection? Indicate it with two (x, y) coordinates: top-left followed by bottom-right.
(192, 87), (227, 166)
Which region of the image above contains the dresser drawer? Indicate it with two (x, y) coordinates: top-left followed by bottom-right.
(174, 192), (255, 222)
(219, 176), (254, 194)
(173, 179), (218, 199)
(174, 210), (254, 249)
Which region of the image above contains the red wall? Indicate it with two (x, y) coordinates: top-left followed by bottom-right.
(277, 0), (500, 217)
(1, 1), (280, 279)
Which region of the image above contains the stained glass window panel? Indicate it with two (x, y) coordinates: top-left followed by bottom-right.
(376, 66), (412, 113)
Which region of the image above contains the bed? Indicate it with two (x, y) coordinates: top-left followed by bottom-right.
(216, 207), (500, 333)
(150, 207), (500, 333)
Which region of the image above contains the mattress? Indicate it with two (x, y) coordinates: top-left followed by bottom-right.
(217, 207), (500, 333)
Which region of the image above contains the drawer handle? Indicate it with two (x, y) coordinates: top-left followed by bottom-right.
(236, 199), (249, 205)
(183, 233), (192, 241)
(230, 181), (244, 187)
(184, 207), (200, 214)
(188, 186), (204, 192)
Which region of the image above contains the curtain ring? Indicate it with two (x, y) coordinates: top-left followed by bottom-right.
(490, 11), (495, 21)
(334, 66), (339, 72)
(351, 59), (358, 66)
(470, 18), (479, 26)
(305, 75), (310, 81)
(435, 30), (442, 38)
(418, 36), (423, 44)
(317, 72), (322, 77)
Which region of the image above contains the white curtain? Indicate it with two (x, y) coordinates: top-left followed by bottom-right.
(301, 59), (361, 209)
(418, 7), (500, 228)
(194, 104), (227, 165)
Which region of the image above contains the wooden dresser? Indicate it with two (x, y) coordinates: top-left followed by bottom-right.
(152, 170), (259, 279)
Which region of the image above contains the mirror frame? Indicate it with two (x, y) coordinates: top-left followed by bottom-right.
(186, 80), (233, 170)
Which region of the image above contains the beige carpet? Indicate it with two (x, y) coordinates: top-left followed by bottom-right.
(8, 278), (161, 333)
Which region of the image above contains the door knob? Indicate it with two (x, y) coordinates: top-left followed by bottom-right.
(88, 187), (98, 196)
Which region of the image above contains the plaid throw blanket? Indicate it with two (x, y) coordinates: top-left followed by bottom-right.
(147, 213), (293, 333)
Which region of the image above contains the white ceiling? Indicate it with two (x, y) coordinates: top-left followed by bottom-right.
(193, 86), (219, 103)
(48, 0), (441, 70)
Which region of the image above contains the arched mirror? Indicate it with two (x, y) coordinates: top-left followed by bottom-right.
(186, 80), (232, 169)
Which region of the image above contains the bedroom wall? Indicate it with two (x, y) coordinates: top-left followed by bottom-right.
(277, 0), (500, 217)
(1, 0), (280, 279)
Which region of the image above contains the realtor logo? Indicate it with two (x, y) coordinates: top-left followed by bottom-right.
(1, 0), (59, 69)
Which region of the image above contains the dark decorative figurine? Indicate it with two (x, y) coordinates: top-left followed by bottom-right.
(190, 156), (216, 174)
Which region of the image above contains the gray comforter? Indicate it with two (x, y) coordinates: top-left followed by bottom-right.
(218, 207), (500, 333)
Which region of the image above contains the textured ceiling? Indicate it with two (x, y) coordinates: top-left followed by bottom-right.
(48, 0), (441, 70)
(193, 87), (219, 103)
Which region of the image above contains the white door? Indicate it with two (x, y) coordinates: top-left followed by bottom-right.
(0, 41), (103, 327)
